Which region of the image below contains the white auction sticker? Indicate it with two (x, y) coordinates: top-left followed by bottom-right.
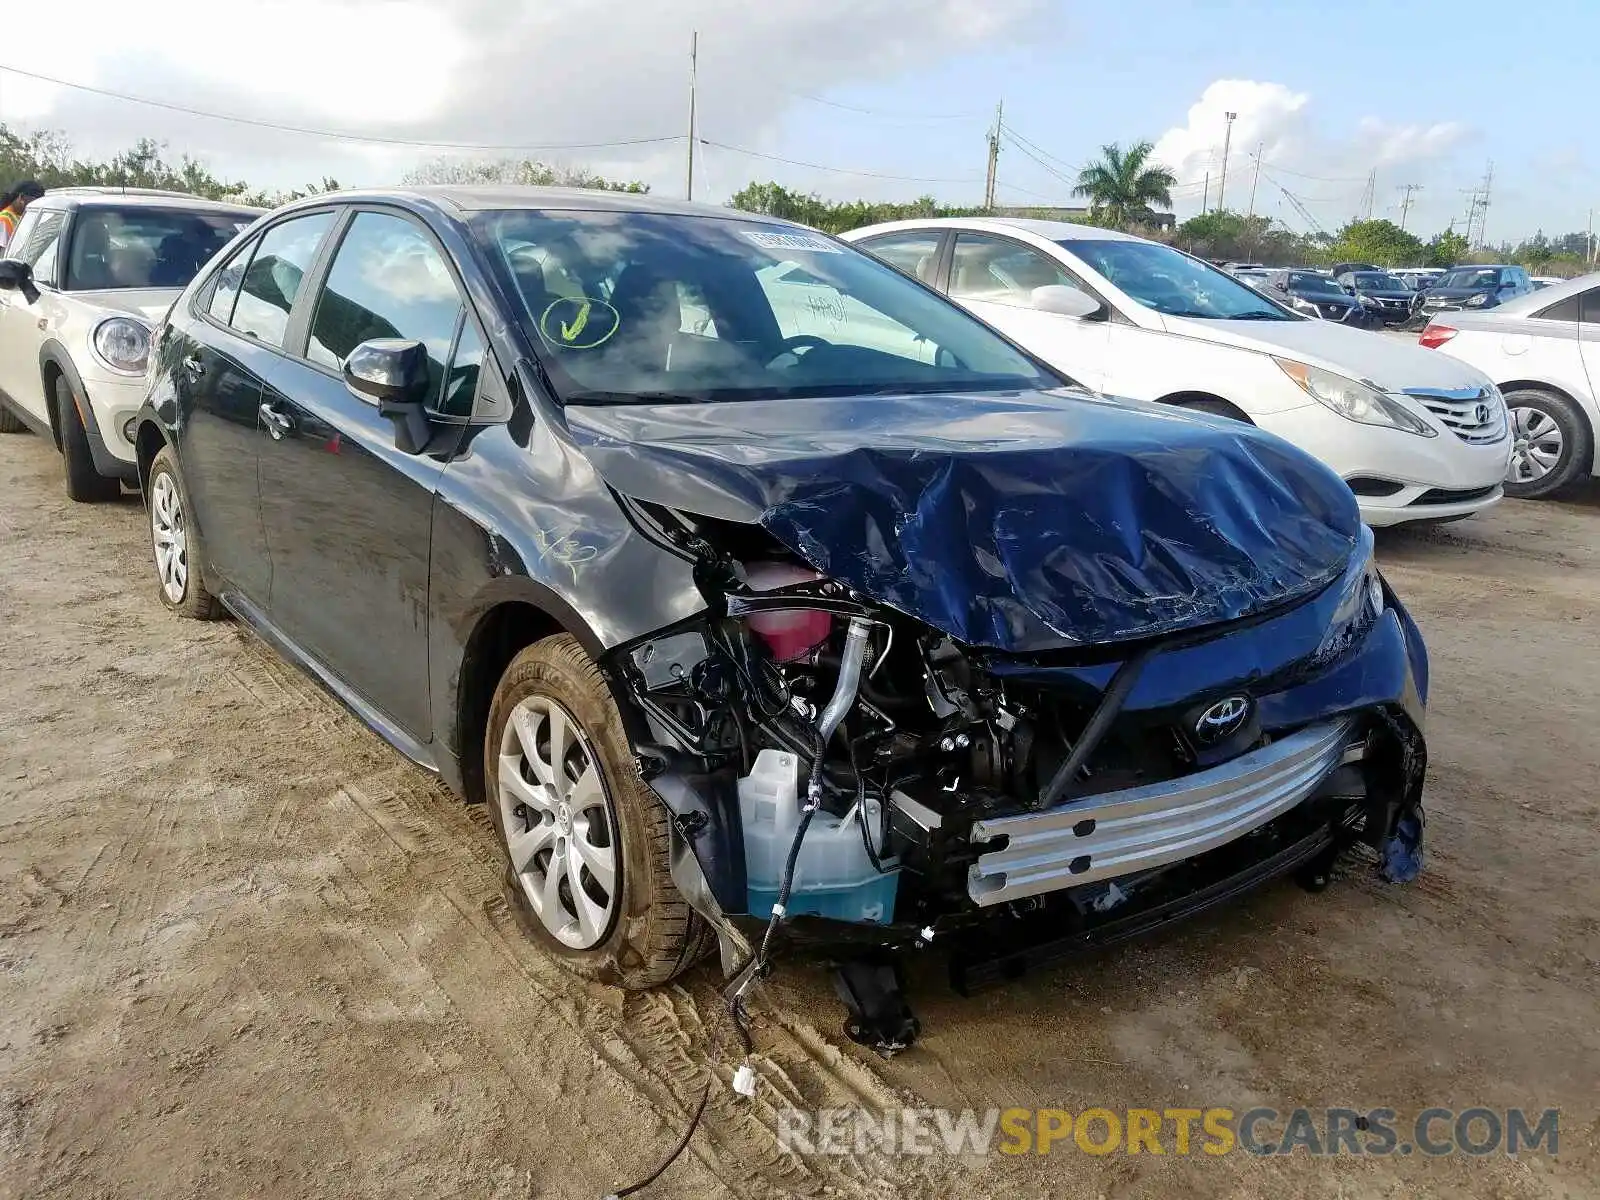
(741, 229), (843, 254)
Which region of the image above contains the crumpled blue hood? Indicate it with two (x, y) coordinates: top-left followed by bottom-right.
(565, 388), (1362, 651)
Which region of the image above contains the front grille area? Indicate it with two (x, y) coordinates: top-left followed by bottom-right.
(1411, 390), (1507, 444)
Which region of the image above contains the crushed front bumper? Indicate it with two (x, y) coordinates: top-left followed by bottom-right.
(967, 719), (1361, 905)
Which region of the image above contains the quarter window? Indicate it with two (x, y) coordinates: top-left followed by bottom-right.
(858, 232), (943, 283)
(231, 212), (335, 348)
(438, 319), (485, 417)
(207, 235), (258, 325)
(949, 233), (1079, 308)
(306, 211), (464, 406)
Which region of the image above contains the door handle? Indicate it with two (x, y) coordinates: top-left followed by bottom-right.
(259, 402), (294, 440)
(182, 354), (204, 380)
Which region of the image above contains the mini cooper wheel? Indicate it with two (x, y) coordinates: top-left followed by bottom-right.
(55, 376), (120, 502)
(485, 635), (709, 989)
(1503, 388), (1592, 499)
(147, 447), (220, 619)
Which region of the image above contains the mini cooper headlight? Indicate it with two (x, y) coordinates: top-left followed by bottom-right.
(92, 316), (151, 375)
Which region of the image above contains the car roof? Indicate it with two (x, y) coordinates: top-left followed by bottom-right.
(276, 185), (802, 226)
(1490, 270), (1600, 316)
(33, 188), (264, 215)
(847, 215), (1144, 243)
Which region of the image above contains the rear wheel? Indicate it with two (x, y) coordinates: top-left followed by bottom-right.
(54, 376), (121, 502)
(148, 446), (221, 619)
(1504, 388), (1591, 499)
(484, 635), (708, 989)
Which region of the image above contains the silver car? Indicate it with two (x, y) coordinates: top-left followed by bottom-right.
(0, 189), (260, 500)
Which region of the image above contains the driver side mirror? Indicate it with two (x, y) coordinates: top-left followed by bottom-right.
(1031, 284), (1104, 321)
(0, 259), (39, 303)
(343, 337), (433, 454)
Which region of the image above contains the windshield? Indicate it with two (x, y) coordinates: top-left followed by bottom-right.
(66, 207), (255, 291)
(1352, 272), (1407, 290)
(474, 211), (1056, 402)
(1437, 268), (1501, 289)
(1058, 238), (1295, 320)
(1289, 272), (1344, 295)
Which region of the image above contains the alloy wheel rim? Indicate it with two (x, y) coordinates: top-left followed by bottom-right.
(497, 695), (619, 949)
(1508, 405), (1564, 484)
(150, 472), (188, 603)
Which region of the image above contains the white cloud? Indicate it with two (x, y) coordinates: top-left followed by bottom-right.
(1147, 79), (1481, 233)
(0, 0), (1043, 195)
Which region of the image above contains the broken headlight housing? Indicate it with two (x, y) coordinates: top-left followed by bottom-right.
(1314, 550), (1385, 665)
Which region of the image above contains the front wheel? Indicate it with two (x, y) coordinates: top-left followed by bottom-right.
(54, 376), (121, 502)
(1504, 388), (1592, 499)
(484, 635), (709, 989)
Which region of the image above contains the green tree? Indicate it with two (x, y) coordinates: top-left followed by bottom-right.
(726, 181), (981, 233)
(1072, 142), (1176, 229)
(1329, 218), (1425, 267)
(1423, 229), (1469, 268)
(403, 156), (647, 192)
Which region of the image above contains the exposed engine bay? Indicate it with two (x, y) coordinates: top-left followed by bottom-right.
(602, 499), (1429, 1052)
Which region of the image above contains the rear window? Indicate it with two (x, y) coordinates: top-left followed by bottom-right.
(1436, 268), (1501, 289)
(66, 207), (255, 291)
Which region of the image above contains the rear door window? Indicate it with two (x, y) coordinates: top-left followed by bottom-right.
(231, 212), (336, 348)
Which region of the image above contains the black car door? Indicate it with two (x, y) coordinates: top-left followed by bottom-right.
(175, 211), (337, 604)
(256, 207), (478, 742)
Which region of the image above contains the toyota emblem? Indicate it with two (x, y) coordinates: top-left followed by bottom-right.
(1195, 696), (1250, 743)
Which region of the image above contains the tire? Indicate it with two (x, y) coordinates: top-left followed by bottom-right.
(0, 403), (26, 433)
(54, 375), (121, 502)
(1178, 396), (1254, 424)
(1503, 388), (1592, 500)
(147, 446), (221, 619)
(485, 634), (708, 990)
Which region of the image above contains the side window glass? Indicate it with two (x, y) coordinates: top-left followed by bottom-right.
(306, 211), (463, 405)
(859, 232), (942, 283)
(207, 235), (258, 325)
(1581, 288), (1600, 324)
(3, 208), (38, 260)
(949, 233), (1076, 308)
(232, 212), (335, 348)
(1535, 293), (1582, 322)
(677, 281), (718, 338)
(17, 210), (66, 287)
(438, 320), (484, 417)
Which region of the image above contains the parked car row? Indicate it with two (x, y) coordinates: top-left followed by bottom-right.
(843, 217), (1511, 526)
(0, 184), (1437, 1049)
(1420, 272), (1600, 497)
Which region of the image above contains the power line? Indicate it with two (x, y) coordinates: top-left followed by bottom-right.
(998, 122), (1080, 175)
(1259, 162), (1371, 184)
(0, 62), (683, 153)
(698, 138), (983, 185)
(1001, 134), (1078, 189)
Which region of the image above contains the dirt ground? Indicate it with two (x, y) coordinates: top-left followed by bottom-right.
(1, 430), (1596, 1200)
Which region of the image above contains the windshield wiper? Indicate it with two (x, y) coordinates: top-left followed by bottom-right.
(1228, 310), (1290, 320)
(563, 389), (715, 406)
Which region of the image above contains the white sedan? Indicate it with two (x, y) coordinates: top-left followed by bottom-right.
(842, 217), (1512, 527)
(1418, 273), (1599, 498)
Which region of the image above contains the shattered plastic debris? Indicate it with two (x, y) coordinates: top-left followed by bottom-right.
(1380, 812), (1425, 883)
(565, 389), (1361, 651)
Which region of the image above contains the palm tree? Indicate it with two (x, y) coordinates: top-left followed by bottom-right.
(1073, 142), (1177, 229)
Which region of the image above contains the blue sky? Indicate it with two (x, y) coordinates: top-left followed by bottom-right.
(693, 0), (1597, 242)
(5, 0), (1592, 244)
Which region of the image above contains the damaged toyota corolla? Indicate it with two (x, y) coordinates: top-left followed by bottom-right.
(140, 188), (1428, 1056)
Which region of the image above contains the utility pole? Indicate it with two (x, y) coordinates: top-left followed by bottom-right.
(1201, 171), (1209, 215)
(1478, 160), (1493, 249)
(1587, 207), (1595, 266)
(1355, 169), (1376, 222)
(1217, 112), (1237, 210)
(983, 100), (1003, 210)
(685, 31), (698, 201)
(1246, 141), (1263, 218)
(1397, 183), (1421, 231)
